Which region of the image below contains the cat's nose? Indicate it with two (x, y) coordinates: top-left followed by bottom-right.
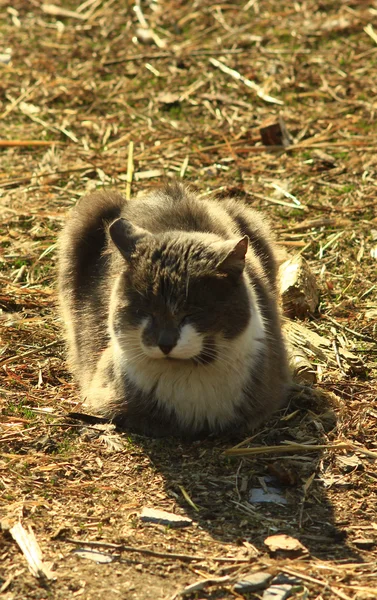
(159, 344), (174, 355)
(157, 330), (177, 355)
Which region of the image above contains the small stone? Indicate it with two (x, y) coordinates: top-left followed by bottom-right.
(73, 549), (115, 564)
(249, 487), (288, 505)
(263, 584), (293, 600)
(140, 507), (192, 528)
(353, 538), (376, 550)
(234, 571), (272, 592)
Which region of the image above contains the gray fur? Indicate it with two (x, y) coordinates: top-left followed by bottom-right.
(58, 182), (290, 438)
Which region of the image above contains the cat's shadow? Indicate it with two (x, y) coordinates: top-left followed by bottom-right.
(122, 386), (361, 564)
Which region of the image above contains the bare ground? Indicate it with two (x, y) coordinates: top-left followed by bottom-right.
(1, 1), (377, 598)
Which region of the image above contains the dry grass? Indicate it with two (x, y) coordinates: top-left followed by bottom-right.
(1, 1), (377, 598)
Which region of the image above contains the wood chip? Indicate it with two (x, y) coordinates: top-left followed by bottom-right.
(260, 116), (292, 147)
(279, 255), (319, 319)
(10, 522), (56, 580)
(282, 320), (365, 376)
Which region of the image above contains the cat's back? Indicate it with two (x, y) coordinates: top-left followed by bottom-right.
(59, 182), (278, 293)
(123, 181), (238, 239)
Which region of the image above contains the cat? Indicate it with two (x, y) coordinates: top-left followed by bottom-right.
(58, 182), (290, 438)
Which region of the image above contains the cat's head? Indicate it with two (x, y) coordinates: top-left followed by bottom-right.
(108, 218), (252, 364)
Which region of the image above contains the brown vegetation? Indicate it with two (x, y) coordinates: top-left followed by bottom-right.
(1, 1), (377, 598)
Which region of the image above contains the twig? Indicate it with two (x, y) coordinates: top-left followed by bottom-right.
(323, 315), (376, 344)
(0, 166), (92, 189)
(317, 231), (344, 258)
(0, 140), (60, 147)
(332, 338), (347, 376)
(270, 182), (302, 206)
(243, 0), (258, 10)
(171, 576), (231, 599)
(364, 24), (377, 45)
(281, 568), (353, 600)
(231, 500), (280, 523)
(179, 485), (200, 512)
(224, 441), (377, 459)
(41, 3), (87, 20)
(24, 113), (79, 143)
(64, 539), (249, 563)
(76, 0), (100, 14)
(133, 0), (148, 28)
(209, 57), (283, 105)
(251, 191), (306, 210)
(0, 572), (19, 594)
(103, 48), (249, 66)
(1, 79), (42, 119)
(180, 156), (189, 178)
(126, 141), (134, 200)
(0, 340), (59, 366)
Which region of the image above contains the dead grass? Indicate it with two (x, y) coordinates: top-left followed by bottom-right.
(1, 1), (377, 599)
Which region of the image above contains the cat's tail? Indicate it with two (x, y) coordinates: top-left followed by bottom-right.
(58, 190), (125, 287)
(58, 190), (126, 380)
(62, 190), (125, 256)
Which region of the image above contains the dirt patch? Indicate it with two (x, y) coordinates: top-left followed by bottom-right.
(1, 1), (377, 598)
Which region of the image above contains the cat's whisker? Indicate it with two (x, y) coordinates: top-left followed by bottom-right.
(194, 350), (244, 376)
(203, 355), (241, 375)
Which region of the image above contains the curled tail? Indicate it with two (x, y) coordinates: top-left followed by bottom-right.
(58, 190), (125, 294)
(58, 190), (126, 382)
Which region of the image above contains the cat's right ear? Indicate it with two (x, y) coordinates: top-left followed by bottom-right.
(109, 218), (151, 260)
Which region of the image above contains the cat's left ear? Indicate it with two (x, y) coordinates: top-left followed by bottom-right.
(216, 236), (249, 277)
(109, 218), (151, 260)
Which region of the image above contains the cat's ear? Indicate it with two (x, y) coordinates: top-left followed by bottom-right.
(216, 236), (249, 277)
(109, 218), (151, 260)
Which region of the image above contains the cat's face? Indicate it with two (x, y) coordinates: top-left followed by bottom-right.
(109, 219), (251, 364)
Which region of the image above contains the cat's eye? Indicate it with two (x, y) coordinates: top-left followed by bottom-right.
(180, 315), (193, 326)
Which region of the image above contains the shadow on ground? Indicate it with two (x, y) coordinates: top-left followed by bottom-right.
(113, 386), (361, 565)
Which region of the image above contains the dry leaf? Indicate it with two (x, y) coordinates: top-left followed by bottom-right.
(264, 534), (308, 557)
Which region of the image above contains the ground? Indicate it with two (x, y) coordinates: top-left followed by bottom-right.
(1, 1), (377, 598)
